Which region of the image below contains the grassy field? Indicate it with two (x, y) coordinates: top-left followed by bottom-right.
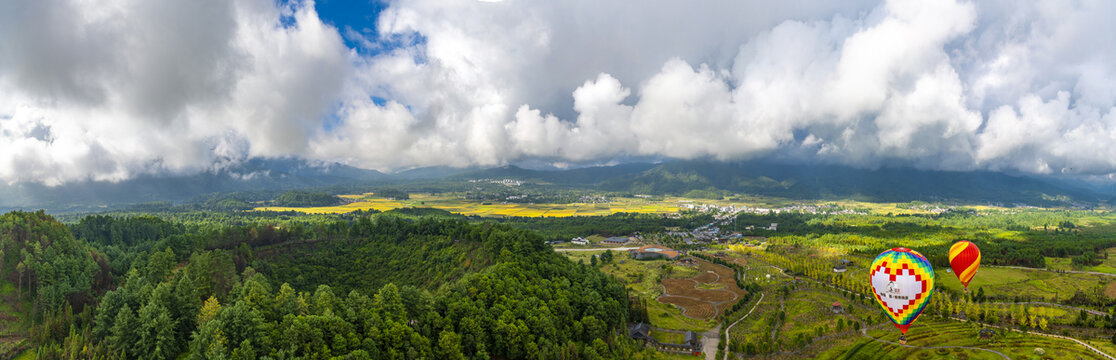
(1046, 248), (1116, 275)
(651, 329), (686, 344)
(1086, 340), (1116, 358)
(818, 318), (1110, 360)
(936, 266), (1113, 302)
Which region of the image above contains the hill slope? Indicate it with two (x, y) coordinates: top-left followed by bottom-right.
(0, 158), (386, 212)
(599, 161), (1099, 204)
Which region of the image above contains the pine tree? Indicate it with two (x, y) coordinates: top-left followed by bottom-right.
(109, 305), (138, 357)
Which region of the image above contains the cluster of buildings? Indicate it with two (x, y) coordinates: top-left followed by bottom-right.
(736, 204), (865, 215)
(556, 236), (634, 246)
(578, 194), (608, 203)
(467, 178), (523, 186)
(679, 202), (739, 213)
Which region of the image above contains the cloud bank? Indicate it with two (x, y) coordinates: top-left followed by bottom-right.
(1, 0), (1114, 185)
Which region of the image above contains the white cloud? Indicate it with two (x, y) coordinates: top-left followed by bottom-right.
(2, 0), (1116, 185)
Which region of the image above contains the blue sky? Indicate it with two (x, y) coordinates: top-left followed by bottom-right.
(314, 0), (390, 55)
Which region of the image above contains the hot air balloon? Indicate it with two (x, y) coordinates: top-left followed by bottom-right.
(870, 248), (935, 344)
(948, 241), (981, 292)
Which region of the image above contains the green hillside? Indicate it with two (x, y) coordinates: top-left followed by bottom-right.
(2, 211), (641, 359)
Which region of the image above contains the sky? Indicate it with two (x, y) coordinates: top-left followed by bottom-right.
(0, 0), (1114, 186)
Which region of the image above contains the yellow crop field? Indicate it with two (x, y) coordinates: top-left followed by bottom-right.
(254, 192), (720, 217)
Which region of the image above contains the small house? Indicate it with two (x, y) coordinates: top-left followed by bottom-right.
(571, 237), (588, 245)
(833, 264), (847, 273)
(628, 323), (654, 343)
(831, 302), (844, 314)
(979, 328), (995, 339)
(678, 258), (697, 266)
(684, 331), (701, 352)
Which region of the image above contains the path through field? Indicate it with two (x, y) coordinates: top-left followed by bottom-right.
(722, 292), (764, 360)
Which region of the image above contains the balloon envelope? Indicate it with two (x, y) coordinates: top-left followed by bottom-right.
(948, 241), (981, 288)
(870, 248), (935, 334)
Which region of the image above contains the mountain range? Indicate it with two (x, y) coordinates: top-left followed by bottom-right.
(1, 158), (1110, 212)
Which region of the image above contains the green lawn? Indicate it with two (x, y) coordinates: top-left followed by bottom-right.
(650, 329), (685, 344)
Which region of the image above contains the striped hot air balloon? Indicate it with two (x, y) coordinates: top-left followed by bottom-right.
(949, 241), (981, 291)
(870, 248), (935, 342)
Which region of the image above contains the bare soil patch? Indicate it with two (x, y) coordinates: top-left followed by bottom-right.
(656, 258), (749, 320)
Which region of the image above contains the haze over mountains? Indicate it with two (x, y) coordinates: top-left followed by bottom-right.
(2, 158), (1110, 213)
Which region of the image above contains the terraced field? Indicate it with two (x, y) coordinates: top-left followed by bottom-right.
(657, 258), (747, 320)
(818, 318), (1110, 360)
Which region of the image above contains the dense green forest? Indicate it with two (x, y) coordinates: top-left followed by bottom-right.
(1, 211), (648, 359)
(274, 191), (345, 207)
(490, 212), (714, 241)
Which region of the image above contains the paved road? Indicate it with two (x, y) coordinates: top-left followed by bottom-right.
(721, 292), (765, 360)
(552, 247), (638, 252)
(858, 327), (1010, 359)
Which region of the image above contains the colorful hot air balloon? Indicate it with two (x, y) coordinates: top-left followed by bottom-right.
(870, 248), (935, 344)
(948, 241), (981, 292)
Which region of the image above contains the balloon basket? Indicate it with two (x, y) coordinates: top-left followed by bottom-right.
(899, 335), (907, 345)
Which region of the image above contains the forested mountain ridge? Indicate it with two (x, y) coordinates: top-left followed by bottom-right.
(598, 161), (1102, 204)
(1, 212), (643, 359)
(3, 158), (1106, 213)
(0, 159), (385, 213)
